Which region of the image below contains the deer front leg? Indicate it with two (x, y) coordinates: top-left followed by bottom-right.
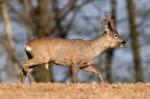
(20, 69), (26, 83)
(83, 65), (104, 83)
(20, 67), (33, 84)
(20, 58), (49, 84)
(71, 64), (79, 83)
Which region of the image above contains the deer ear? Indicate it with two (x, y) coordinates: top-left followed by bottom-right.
(102, 20), (110, 33)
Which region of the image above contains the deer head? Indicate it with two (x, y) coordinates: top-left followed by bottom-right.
(102, 16), (126, 48)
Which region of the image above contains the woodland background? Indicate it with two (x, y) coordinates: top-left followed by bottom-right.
(0, 0), (150, 83)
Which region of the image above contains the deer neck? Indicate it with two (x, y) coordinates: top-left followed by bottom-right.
(89, 33), (110, 57)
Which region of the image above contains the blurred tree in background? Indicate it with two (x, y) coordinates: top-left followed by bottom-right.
(105, 0), (116, 83)
(126, 0), (143, 82)
(0, 0), (149, 83)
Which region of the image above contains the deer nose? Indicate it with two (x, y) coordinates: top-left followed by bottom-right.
(122, 41), (126, 44)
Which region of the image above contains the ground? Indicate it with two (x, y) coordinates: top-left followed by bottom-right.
(0, 83), (150, 99)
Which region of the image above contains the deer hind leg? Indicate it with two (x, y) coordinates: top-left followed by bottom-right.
(71, 64), (79, 83)
(83, 65), (104, 83)
(20, 58), (49, 84)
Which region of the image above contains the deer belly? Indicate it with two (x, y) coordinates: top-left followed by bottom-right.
(53, 58), (72, 66)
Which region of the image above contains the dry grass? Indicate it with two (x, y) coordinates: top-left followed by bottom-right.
(0, 83), (150, 99)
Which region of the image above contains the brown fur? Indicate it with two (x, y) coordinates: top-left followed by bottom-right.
(20, 16), (126, 84)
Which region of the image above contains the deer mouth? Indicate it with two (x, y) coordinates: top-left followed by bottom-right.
(110, 43), (120, 48)
(111, 41), (126, 48)
(120, 41), (126, 47)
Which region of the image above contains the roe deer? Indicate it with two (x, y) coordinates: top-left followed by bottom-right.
(20, 16), (126, 84)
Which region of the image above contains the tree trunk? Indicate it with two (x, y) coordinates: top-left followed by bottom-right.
(34, 0), (50, 36)
(22, 0), (33, 39)
(33, 0), (53, 82)
(105, 0), (116, 83)
(1, 0), (14, 50)
(126, 0), (143, 82)
(1, 0), (20, 78)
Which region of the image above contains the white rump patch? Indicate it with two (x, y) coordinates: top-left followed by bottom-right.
(25, 45), (32, 52)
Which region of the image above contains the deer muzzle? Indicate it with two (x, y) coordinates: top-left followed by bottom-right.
(120, 40), (126, 47)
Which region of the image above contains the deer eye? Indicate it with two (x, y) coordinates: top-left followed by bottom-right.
(114, 34), (118, 38)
